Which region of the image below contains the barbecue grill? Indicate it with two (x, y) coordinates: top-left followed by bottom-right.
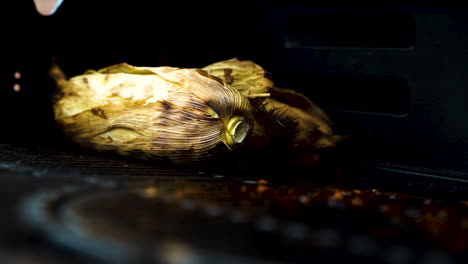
(0, 1), (467, 263)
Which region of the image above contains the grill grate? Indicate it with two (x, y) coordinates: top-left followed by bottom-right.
(0, 144), (466, 263)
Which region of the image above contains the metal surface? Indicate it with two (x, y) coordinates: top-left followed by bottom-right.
(0, 144), (466, 263)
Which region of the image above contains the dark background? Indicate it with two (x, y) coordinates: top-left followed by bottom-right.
(2, 1), (468, 174)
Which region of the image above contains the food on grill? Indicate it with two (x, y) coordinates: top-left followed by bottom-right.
(204, 59), (342, 165)
(203, 58), (273, 98)
(52, 59), (341, 165)
(52, 63), (253, 164)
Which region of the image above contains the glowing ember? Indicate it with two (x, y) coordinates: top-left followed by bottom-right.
(13, 84), (20, 92)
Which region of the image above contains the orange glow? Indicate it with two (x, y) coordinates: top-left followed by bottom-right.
(298, 195), (310, 204)
(13, 84), (21, 92)
(143, 186), (158, 198)
(333, 191), (344, 200)
(257, 179), (270, 193)
(257, 184), (269, 194)
(351, 197), (364, 207)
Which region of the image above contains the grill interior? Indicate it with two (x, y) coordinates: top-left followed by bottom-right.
(1, 2), (468, 263)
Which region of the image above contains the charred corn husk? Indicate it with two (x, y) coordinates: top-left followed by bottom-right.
(202, 59), (342, 152)
(52, 63), (253, 164)
(53, 58), (342, 167)
(203, 58), (273, 98)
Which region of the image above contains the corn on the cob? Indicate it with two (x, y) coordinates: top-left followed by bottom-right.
(52, 63), (253, 164)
